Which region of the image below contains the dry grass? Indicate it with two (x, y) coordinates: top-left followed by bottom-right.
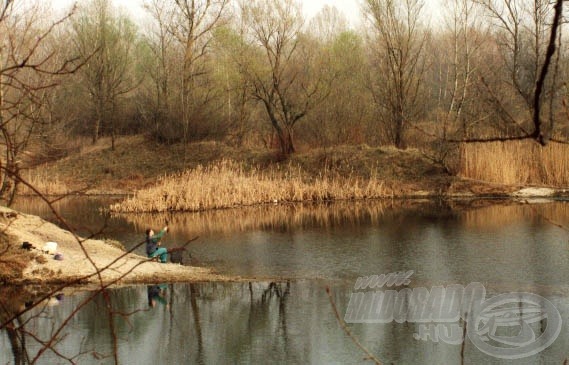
(18, 168), (71, 196)
(22, 136), (450, 197)
(110, 160), (390, 213)
(459, 140), (569, 187)
(0, 231), (34, 282)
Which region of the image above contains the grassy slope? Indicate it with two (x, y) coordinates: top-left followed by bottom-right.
(27, 135), (514, 196)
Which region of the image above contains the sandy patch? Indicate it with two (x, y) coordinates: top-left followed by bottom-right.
(0, 206), (236, 285)
(512, 187), (556, 197)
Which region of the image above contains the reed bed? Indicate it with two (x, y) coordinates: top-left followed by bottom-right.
(110, 160), (390, 213)
(459, 140), (569, 186)
(18, 168), (70, 196)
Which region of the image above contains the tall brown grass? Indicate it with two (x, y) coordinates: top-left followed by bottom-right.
(110, 160), (390, 213)
(459, 140), (569, 186)
(18, 168), (70, 196)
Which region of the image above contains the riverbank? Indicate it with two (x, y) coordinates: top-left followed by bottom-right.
(0, 205), (236, 286)
(22, 135), (569, 213)
(24, 136), (454, 197)
(3, 194), (569, 287)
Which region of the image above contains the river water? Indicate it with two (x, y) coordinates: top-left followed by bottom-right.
(2, 197), (569, 364)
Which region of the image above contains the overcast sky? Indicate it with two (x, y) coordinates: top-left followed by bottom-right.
(51, 0), (443, 27)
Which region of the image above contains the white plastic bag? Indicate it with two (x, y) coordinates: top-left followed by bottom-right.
(42, 241), (58, 254)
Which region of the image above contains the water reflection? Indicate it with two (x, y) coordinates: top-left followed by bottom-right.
(5, 198), (569, 363)
(460, 200), (569, 230)
(12, 197), (569, 239)
(11, 196), (138, 243)
(117, 200), (445, 235)
(147, 284), (168, 308)
(10, 198), (569, 284)
(0, 286), (66, 365)
(12, 196), (458, 241)
(0, 287), (31, 365)
(1, 281), (568, 364)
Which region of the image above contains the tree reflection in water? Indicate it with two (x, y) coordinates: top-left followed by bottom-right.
(0, 286), (65, 365)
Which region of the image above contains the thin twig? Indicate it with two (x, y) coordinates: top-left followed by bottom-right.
(325, 286), (382, 365)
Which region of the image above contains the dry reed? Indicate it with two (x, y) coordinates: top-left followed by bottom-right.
(110, 160), (390, 213)
(18, 168), (70, 196)
(459, 140), (569, 187)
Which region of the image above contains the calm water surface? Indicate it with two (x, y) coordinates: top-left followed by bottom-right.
(2, 197), (569, 364)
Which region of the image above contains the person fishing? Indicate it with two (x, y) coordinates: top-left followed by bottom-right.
(146, 226), (169, 263)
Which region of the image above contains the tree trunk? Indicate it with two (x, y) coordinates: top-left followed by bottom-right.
(7, 327), (24, 365)
(93, 116), (101, 144)
(111, 102), (116, 151)
(0, 129), (16, 202)
(277, 127), (296, 155)
(6, 164), (19, 206)
(93, 86), (104, 144)
(394, 112), (406, 149)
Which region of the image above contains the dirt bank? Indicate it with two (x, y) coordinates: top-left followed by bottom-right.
(0, 205), (237, 286)
(19, 137), (475, 196)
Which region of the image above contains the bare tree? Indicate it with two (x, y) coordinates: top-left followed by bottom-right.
(419, 0), (488, 168)
(237, 0), (334, 155)
(364, 0), (429, 149)
(167, 0), (229, 145)
(210, 25), (256, 146)
(71, 0), (137, 148)
(440, 0), (486, 137)
(305, 8), (365, 147)
(0, 0), (79, 203)
(473, 0), (565, 144)
(304, 30), (374, 147)
(142, 0), (176, 135)
(308, 5), (349, 44)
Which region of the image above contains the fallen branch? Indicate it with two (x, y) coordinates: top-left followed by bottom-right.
(325, 286), (382, 365)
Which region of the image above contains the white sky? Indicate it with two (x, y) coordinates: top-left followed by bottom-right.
(51, 0), (443, 27)
(303, 0), (364, 26)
